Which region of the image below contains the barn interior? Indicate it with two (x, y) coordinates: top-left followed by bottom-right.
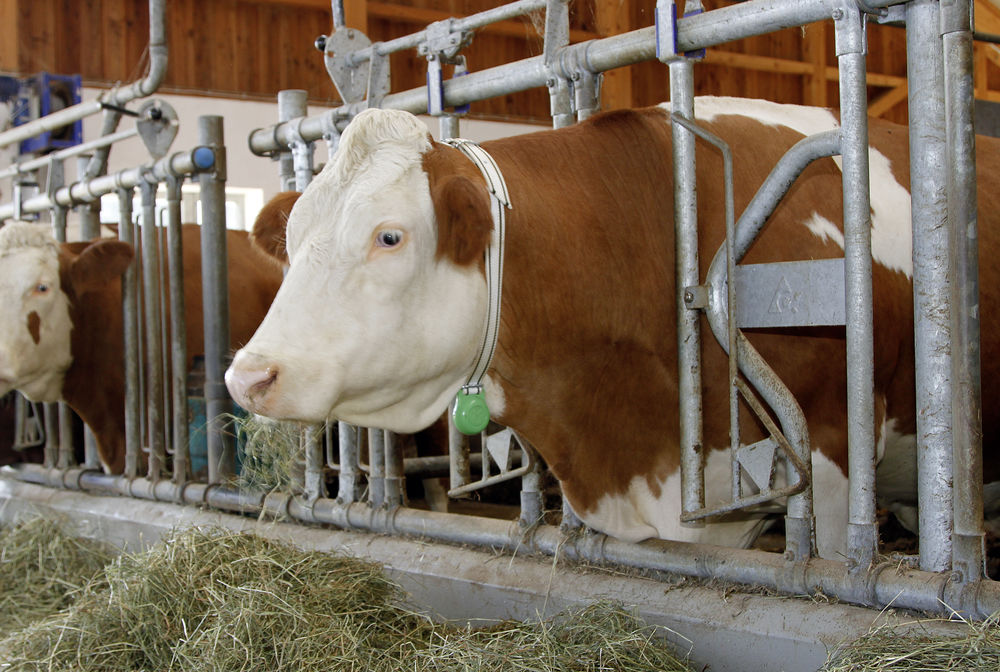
(0, 1), (998, 670)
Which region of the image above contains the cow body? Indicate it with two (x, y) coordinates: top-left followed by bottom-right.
(0, 223), (283, 473)
(226, 98), (1000, 558)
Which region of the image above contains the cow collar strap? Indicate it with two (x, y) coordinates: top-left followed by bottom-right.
(443, 137), (512, 435)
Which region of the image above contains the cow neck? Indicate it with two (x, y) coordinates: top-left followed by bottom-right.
(443, 138), (512, 435)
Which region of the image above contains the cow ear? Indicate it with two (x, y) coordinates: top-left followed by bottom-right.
(251, 191), (299, 264)
(432, 175), (492, 266)
(68, 239), (135, 294)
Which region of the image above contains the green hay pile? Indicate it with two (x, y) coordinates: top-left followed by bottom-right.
(823, 614), (1000, 671)
(0, 516), (112, 636)
(0, 526), (693, 672)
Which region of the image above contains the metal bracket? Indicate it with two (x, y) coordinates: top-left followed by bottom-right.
(656, 1), (705, 62)
(322, 27), (375, 104)
(135, 99), (178, 160)
(447, 427), (536, 498)
(366, 47), (391, 108)
(426, 54), (471, 118)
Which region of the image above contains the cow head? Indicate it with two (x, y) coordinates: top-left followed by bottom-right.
(226, 108), (493, 432)
(0, 221), (132, 403)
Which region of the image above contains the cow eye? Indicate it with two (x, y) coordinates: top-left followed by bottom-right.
(376, 230), (403, 248)
(34, 283), (49, 294)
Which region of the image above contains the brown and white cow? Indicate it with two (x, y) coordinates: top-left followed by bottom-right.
(0, 222), (283, 473)
(226, 98), (1000, 559)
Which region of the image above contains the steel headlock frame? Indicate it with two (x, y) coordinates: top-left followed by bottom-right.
(3, 0), (996, 619)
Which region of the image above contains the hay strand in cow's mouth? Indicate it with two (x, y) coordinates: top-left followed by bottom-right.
(227, 413), (306, 495)
(0, 524), (694, 671)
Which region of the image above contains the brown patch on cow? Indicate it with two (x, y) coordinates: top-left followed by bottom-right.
(26, 311), (40, 345)
(423, 144), (493, 267)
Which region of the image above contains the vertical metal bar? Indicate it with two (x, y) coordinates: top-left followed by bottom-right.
(303, 425), (327, 502)
(197, 115), (235, 484)
(439, 115), (460, 140)
(520, 450), (544, 527)
(337, 421), (361, 503)
(545, 0), (573, 130)
(574, 73), (601, 122)
(905, 0), (953, 573)
(165, 176), (190, 484)
(77, 174), (102, 470)
(118, 187), (141, 479)
(384, 430), (405, 508)
(835, 2), (878, 570)
(368, 428), (385, 508)
(331, 0), (345, 30)
(51, 201), (76, 469)
(670, 57), (705, 528)
(42, 402), (57, 468)
(139, 180), (166, 479)
(277, 91), (307, 192)
(942, 0), (985, 581)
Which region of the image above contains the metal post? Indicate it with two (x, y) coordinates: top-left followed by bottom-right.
(835, 1), (878, 571)
(304, 425), (327, 502)
(118, 188), (141, 479)
(165, 176), (189, 484)
(942, 0), (985, 582)
(277, 91), (308, 192)
(337, 421), (362, 503)
(48, 206), (76, 468)
(384, 431), (406, 508)
(368, 428), (386, 508)
(670, 57), (706, 529)
(76, 157), (103, 471)
(139, 180), (166, 479)
(42, 403), (57, 468)
(439, 115), (460, 140)
(197, 115), (234, 484)
(906, 0), (953, 573)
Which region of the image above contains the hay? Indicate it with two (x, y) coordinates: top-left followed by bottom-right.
(822, 613), (1000, 671)
(230, 414), (305, 494)
(0, 526), (693, 672)
(0, 516), (112, 636)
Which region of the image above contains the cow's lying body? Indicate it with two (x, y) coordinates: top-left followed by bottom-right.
(0, 223), (283, 473)
(226, 98), (1000, 558)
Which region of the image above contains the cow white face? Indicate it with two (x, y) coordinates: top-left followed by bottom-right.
(0, 222), (74, 402)
(227, 109), (488, 432)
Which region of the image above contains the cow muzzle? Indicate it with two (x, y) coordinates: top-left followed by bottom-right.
(225, 352), (279, 414)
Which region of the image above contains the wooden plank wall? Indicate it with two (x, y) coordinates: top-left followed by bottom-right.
(0, 0), (994, 125)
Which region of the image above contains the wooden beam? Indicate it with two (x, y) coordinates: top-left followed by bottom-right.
(702, 50), (814, 75)
(342, 0), (367, 34)
(804, 21), (828, 107)
(975, 42), (990, 99)
(0, 0), (17, 72)
(594, 0), (633, 111)
(868, 83), (907, 118)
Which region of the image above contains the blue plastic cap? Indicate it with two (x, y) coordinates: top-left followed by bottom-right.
(193, 146), (215, 170)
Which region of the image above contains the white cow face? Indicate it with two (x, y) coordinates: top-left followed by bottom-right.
(0, 222), (74, 402)
(227, 109), (488, 432)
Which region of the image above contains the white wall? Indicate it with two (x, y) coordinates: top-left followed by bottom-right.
(1, 87), (543, 233)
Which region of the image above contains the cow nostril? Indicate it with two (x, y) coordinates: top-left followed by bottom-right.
(250, 368), (278, 396)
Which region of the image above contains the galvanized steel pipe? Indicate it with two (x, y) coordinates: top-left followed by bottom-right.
(942, 0), (986, 585)
(906, 0), (954, 574)
(835, 2), (879, 573)
(197, 116), (234, 484)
